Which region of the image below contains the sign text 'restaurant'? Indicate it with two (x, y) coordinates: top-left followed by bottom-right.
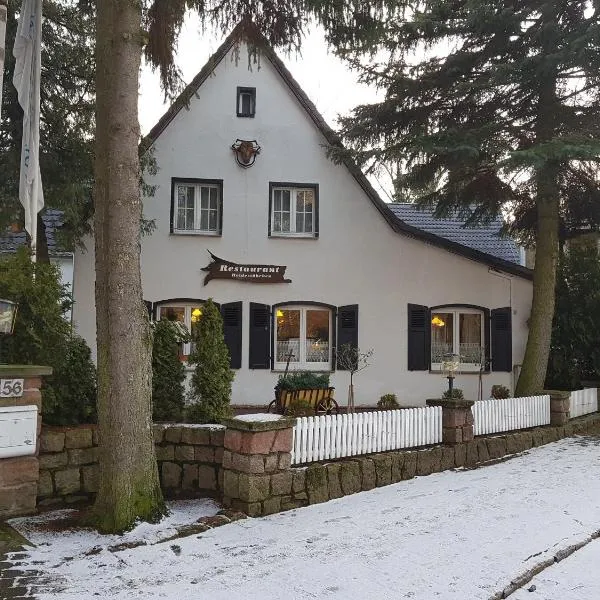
(202, 252), (291, 285)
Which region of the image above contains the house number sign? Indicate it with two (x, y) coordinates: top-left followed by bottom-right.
(0, 379), (24, 398)
(202, 252), (291, 285)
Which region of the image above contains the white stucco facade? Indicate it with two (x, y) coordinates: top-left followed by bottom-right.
(72, 38), (533, 408)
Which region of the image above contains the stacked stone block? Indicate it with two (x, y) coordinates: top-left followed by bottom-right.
(0, 366), (51, 518)
(427, 398), (475, 444)
(154, 424), (224, 497)
(38, 425), (99, 506)
(547, 390), (571, 426)
(221, 416), (297, 516)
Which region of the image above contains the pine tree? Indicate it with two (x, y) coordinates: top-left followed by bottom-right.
(1, 0), (95, 255)
(188, 299), (234, 423)
(310, 0), (600, 395)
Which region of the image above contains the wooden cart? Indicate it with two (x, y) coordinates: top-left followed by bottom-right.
(267, 386), (338, 415)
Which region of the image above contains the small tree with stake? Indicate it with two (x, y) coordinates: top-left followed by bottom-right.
(336, 343), (373, 413)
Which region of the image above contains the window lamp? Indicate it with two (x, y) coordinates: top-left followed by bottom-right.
(274, 306), (331, 370)
(157, 303), (204, 360)
(431, 308), (484, 370)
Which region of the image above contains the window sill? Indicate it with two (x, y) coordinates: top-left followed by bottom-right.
(272, 367), (332, 373)
(430, 368), (490, 375)
(269, 233), (318, 240)
(171, 230), (221, 237)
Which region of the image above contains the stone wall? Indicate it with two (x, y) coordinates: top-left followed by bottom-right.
(288, 413), (600, 510)
(38, 423), (224, 507)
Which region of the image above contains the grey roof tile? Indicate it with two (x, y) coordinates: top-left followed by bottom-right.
(0, 209), (66, 255)
(389, 203), (521, 264)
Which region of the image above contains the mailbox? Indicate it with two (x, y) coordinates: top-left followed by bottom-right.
(0, 405), (38, 458)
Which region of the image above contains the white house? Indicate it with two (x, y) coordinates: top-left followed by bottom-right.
(72, 25), (533, 408)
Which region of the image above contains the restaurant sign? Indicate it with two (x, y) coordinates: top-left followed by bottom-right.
(202, 252), (291, 285)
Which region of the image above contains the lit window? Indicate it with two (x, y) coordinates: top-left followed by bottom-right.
(172, 180), (222, 235)
(275, 306), (331, 370)
(270, 185), (318, 237)
(157, 303), (204, 360)
(237, 87), (256, 117)
(431, 308), (484, 370)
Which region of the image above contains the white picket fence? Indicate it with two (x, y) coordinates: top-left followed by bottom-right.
(472, 395), (550, 436)
(291, 407), (442, 465)
(570, 388), (598, 418)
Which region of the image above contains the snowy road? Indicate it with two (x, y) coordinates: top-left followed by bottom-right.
(8, 435), (600, 600)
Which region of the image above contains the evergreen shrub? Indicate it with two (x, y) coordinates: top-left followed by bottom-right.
(0, 249), (97, 425)
(377, 393), (400, 410)
(187, 299), (234, 423)
(152, 319), (186, 422)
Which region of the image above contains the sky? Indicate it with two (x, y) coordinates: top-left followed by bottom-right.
(138, 15), (394, 200)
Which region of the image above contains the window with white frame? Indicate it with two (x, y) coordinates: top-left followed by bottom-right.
(431, 308), (485, 371)
(172, 180), (222, 235)
(274, 306), (331, 370)
(157, 302), (204, 360)
(270, 184), (318, 237)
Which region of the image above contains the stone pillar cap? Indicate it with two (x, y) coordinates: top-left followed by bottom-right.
(543, 389), (571, 399)
(426, 398), (475, 409)
(222, 413), (296, 432)
(0, 365), (52, 377)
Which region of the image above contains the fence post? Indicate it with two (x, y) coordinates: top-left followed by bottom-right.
(426, 398), (475, 444)
(546, 390), (571, 425)
(221, 415), (295, 517)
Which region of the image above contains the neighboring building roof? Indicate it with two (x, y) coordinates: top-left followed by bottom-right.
(0, 209), (70, 256)
(141, 23), (532, 280)
(388, 204), (522, 264)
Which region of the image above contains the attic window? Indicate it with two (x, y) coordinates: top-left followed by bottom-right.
(237, 87), (256, 117)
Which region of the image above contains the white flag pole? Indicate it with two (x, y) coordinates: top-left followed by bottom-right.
(13, 0), (44, 263)
(0, 1), (7, 116)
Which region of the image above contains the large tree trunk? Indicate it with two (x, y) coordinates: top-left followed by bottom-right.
(93, 0), (165, 533)
(515, 178), (559, 395)
(515, 5), (559, 396)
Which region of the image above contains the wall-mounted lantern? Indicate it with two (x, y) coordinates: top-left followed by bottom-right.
(0, 299), (18, 335)
(441, 353), (460, 397)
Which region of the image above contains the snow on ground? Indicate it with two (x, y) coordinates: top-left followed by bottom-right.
(8, 435), (600, 600)
(512, 537), (600, 600)
(9, 498), (219, 559)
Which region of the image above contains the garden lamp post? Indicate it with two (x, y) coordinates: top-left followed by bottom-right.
(442, 353), (460, 397)
(0, 299), (18, 363)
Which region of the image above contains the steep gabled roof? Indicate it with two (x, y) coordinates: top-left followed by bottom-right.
(141, 24), (532, 280)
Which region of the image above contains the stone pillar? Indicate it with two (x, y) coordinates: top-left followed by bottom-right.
(221, 415), (295, 517)
(427, 398), (475, 445)
(0, 365), (52, 518)
(547, 390), (571, 425)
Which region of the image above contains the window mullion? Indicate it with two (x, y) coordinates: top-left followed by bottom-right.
(194, 185), (201, 231)
(290, 189), (296, 234)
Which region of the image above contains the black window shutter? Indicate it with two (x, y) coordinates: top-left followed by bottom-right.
(221, 302), (242, 369)
(484, 309), (491, 371)
(249, 302), (271, 369)
(491, 307), (512, 372)
(336, 304), (359, 371)
(408, 304), (430, 371)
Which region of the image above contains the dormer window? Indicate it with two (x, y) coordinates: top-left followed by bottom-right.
(237, 87), (256, 117)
